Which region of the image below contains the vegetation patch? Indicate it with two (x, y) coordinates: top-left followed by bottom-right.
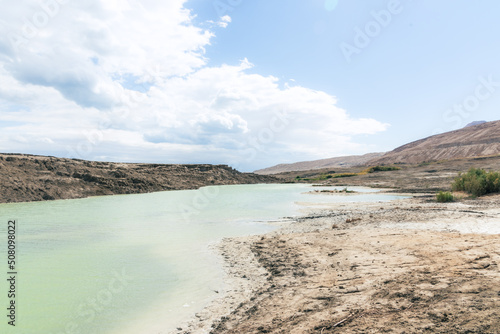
(295, 165), (400, 182)
(452, 168), (500, 197)
(436, 191), (454, 203)
(363, 166), (401, 174)
(330, 173), (358, 178)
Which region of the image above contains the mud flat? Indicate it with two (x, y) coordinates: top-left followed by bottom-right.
(175, 193), (500, 334)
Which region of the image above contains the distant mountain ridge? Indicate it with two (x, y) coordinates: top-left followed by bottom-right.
(254, 153), (385, 175)
(256, 120), (500, 174)
(368, 120), (500, 165)
(465, 120), (487, 128)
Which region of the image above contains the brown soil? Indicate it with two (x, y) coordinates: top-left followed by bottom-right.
(255, 120), (500, 175)
(205, 197), (500, 334)
(254, 153), (385, 175)
(0, 153), (277, 203)
(274, 154), (500, 194)
(368, 120), (500, 166)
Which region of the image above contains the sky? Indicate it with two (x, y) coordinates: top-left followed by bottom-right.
(0, 0), (499, 172)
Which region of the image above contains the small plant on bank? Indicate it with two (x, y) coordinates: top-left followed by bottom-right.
(436, 191), (454, 203)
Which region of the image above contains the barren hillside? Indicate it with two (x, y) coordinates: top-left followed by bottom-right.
(254, 153), (385, 175)
(369, 120), (500, 165)
(0, 153), (277, 203)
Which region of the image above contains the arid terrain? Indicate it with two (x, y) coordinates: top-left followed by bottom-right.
(257, 120), (500, 176)
(0, 153), (276, 203)
(254, 153), (385, 175)
(273, 154), (500, 194)
(2, 120), (500, 333)
(176, 195), (500, 334)
(368, 120), (500, 166)
(174, 149), (500, 334)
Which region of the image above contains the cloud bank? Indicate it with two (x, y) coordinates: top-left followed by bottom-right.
(0, 0), (388, 171)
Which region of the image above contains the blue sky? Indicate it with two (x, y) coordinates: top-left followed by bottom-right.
(188, 0), (500, 146)
(0, 0), (499, 171)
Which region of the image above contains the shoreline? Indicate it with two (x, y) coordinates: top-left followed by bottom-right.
(173, 191), (500, 333)
(0, 153), (278, 204)
(171, 191), (414, 333)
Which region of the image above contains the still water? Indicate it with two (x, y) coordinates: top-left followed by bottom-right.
(0, 184), (405, 333)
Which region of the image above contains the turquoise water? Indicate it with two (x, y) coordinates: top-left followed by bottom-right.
(0, 184), (405, 333)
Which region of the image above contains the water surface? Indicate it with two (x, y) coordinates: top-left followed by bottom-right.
(0, 184), (406, 333)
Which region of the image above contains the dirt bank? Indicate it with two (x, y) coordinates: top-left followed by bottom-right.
(178, 194), (500, 334)
(0, 153), (277, 203)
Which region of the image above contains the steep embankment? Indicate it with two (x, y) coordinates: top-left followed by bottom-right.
(369, 120), (500, 165)
(254, 153), (385, 175)
(0, 154), (277, 203)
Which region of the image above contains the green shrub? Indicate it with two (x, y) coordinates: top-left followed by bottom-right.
(452, 168), (500, 197)
(436, 191), (454, 203)
(367, 166), (401, 173)
(331, 173), (358, 178)
(311, 174), (331, 181)
(359, 166), (401, 175)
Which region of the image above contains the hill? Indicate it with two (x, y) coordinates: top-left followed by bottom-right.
(254, 152), (385, 175)
(0, 153), (277, 203)
(465, 120), (486, 128)
(368, 120), (500, 165)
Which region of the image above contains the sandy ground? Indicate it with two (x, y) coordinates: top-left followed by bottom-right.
(173, 193), (500, 334)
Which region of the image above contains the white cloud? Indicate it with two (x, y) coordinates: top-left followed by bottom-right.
(0, 0), (389, 171)
(218, 15), (232, 28)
